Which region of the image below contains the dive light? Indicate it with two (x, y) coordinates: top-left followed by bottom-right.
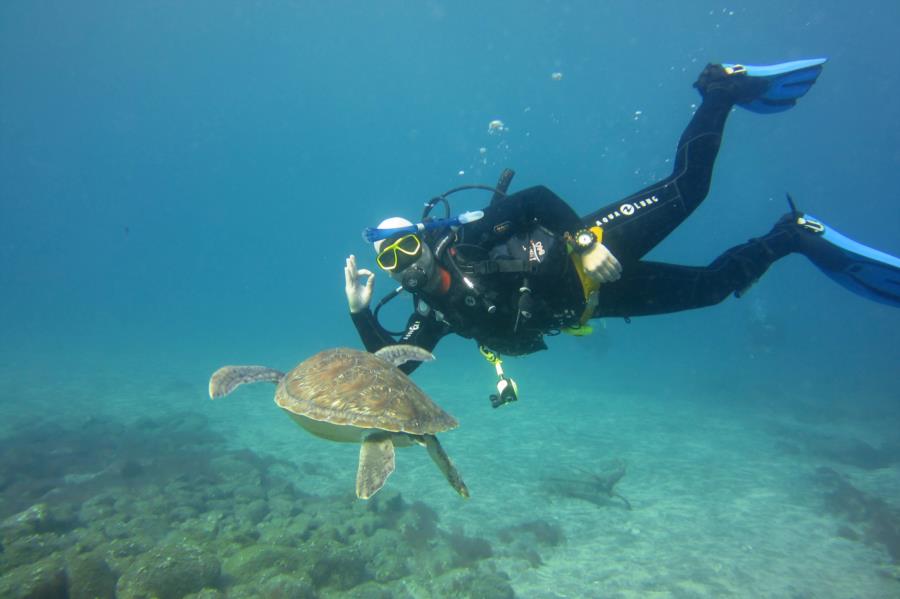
(480, 345), (519, 408)
(490, 373), (519, 408)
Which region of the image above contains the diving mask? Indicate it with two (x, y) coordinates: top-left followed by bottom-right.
(376, 234), (422, 271)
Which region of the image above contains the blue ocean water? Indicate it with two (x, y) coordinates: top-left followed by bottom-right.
(2, 2), (899, 597)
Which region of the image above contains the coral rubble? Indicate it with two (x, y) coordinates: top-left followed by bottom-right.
(0, 414), (515, 598)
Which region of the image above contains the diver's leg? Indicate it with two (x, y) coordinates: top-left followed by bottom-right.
(582, 66), (746, 265)
(594, 220), (797, 317)
(789, 213), (900, 307)
(583, 57), (832, 265)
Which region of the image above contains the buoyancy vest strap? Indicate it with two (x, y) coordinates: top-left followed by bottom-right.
(461, 260), (540, 275)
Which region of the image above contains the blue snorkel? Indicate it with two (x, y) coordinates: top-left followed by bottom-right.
(363, 210), (484, 243)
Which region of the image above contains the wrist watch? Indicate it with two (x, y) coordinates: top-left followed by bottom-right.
(571, 228), (598, 254)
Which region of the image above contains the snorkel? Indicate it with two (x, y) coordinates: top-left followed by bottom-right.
(363, 210), (485, 243)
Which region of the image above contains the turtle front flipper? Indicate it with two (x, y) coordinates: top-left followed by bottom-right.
(422, 434), (470, 498)
(208, 366), (285, 399)
(374, 345), (435, 368)
(356, 433), (396, 499)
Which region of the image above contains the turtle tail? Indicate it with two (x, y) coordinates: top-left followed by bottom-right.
(208, 366), (285, 399)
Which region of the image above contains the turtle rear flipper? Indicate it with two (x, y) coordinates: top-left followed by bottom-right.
(422, 434), (469, 498)
(356, 433), (396, 499)
(208, 366), (285, 399)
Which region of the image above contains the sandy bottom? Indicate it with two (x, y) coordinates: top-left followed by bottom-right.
(1, 358), (898, 598)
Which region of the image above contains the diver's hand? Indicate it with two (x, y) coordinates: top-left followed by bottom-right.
(344, 255), (375, 314)
(581, 242), (622, 284)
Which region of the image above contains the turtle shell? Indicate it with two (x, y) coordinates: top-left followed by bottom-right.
(275, 347), (457, 434)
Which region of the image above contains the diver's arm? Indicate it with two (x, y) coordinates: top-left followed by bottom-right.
(394, 311), (447, 374)
(351, 308), (399, 352)
(350, 309), (447, 375)
(346, 254), (395, 349)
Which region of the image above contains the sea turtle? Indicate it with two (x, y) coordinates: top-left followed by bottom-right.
(208, 345), (469, 500)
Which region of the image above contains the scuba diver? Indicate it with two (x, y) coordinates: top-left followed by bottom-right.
(344, 59), (900, 407)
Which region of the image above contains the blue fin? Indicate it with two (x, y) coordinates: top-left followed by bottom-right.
(801, 215), (900, 307)
(723, 58), (827, 114)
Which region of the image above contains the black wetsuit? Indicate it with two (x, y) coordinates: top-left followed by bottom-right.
(352, 79), (799, 373)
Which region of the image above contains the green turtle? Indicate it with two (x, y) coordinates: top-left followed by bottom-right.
(208, 345), (468, 500)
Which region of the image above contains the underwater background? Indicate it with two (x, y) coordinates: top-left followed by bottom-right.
(2, 1), (899, 597)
